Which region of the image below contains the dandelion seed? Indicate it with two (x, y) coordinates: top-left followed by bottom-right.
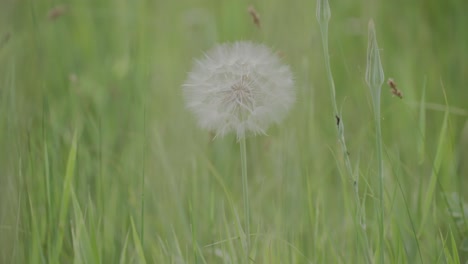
(247, 5), (261, 28)
(387, 78), (403, 99)
(183, 41), (295, 140)
(48, 5), (67, 20)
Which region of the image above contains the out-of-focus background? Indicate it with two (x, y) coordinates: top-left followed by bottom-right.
(1, 0), (467, 263)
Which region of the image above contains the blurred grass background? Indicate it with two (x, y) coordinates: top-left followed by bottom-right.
(1, 0), (467, 263)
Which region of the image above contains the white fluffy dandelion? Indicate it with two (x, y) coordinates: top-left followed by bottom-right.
(183, 41), (295, 139)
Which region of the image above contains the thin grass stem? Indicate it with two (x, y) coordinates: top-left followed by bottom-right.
(365, 19), (385, 264)
(140, 105), (146, 246)
(316, 0), (369, 261)
(375, 103), (384, 264)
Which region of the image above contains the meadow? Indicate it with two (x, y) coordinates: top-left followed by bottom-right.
(1, 0), (467, 263)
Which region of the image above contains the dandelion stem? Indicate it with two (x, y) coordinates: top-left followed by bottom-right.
(240, 137), (250, 260)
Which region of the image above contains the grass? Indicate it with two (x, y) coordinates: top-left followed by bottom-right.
(1, 0), (468, 263)
(364, 19), (385, 264)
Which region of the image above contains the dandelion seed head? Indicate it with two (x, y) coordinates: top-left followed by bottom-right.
(183, 41), (295, 139)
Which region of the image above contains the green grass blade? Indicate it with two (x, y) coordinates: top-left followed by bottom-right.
(418, 78), (427, 164)
(53, 131), (78, 261)
(450, 230), (460, 264)
(119, 231), (130, 264)
(131, 217), (147, 264)
(420, 107), (449, 234)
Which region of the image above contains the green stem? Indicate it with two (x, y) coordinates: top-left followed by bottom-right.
(319, 25), (338, 115)
(365, 19), (385, 263)
(317, 4), (370, 261)
(240, 137), (250, 261)
(140, 106), (146, 246)
(374, 99), (384, 264)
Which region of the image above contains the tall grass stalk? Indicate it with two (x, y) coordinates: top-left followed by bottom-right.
(316, 0), (368, 260)
(240, 137), (250, 261)
(365, 20), (385, 264)
(140, 106), (146, 246)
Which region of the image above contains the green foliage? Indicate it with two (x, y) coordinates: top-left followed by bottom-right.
(1, 0), (468, 263)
